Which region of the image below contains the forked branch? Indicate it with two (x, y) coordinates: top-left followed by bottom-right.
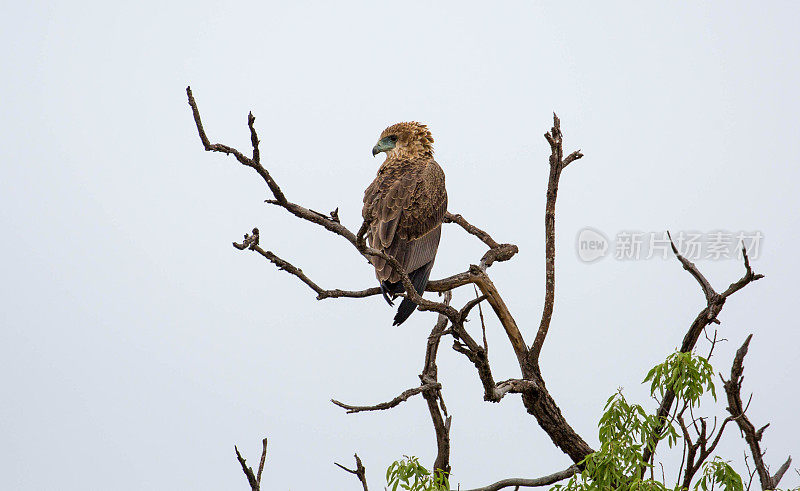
(641, 240), (763, 471)
(677, 410), (734, 490)
(234, 438), (269, 491)
(335, 454), (369, 491)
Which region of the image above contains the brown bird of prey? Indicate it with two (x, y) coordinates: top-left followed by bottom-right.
(363, 122), (447, 325)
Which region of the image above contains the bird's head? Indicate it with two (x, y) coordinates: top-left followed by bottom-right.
(372, 122), (434, 160)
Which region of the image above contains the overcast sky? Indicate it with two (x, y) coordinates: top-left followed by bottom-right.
(2, 2), (799, 490)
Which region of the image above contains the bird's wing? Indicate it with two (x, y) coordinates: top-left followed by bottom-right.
(397, 159), (447, 241)
(363, 159), (447, 283)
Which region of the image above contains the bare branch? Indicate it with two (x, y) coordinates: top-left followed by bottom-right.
(463, 465), (580, 491)
(745, 453), (758, 491)
(188, 86), (287, 204)
(234, 228), (381, 300)
(705, 417), (733, 461)
(331, 384), (440, 414)
(256, 438), (268, 486)
(667, 231), (716, 302)
(446, 115), (594, 464)
(561, 150), (584, 169)
(451, 338), (503, 402)
(335, 453), (368, 491)
(679, 415), (699, 489)
(235, 230), (481, 301)
(446, 285), (529, 404)
(723, 335), (790, 490)
(247, 112), (261, 168)
(454, 324), (592, 465)
(442, 213), (520, 270)
(421, 291), (453, 476)
(471, 268), (528, 368)
(445, 212), (501, 249)
(705, 327), (723, 360)
(771, 456), (792, 490)
(445, 116), (595, 465)
(466, 287), (487, 353)
(235, 444), (261, 491)
(720, 244), (765, 298)
(677, 409), (689, 484)
(530, 113), (584, 364)
(460, 294), (488, 323)
(679, 408), (735, 489)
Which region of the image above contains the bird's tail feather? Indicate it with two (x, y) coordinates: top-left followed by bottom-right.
(380, 282), (396, 306)
(393, 262), (434, 326)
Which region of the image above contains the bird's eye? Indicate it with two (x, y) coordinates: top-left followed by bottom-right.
(388, 135), (398, 142)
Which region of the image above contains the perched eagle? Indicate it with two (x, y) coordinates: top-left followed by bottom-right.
(363, 122), (447, 325)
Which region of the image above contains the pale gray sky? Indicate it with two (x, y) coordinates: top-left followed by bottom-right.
(2, 2), (798, 489)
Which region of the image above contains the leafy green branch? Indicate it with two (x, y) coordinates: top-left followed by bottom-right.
(386, 456), (450, 491)
(553, 350), (727, 491)
(694, 458), (743, 491)
(644, 351), (716, 407)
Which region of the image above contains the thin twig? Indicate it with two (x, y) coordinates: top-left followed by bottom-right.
(474, 284), (489, 353)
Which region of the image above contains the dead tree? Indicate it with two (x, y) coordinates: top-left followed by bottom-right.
(186, 86), (792, 490)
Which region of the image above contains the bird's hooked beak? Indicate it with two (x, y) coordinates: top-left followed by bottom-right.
(372, 136), (396, 157)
